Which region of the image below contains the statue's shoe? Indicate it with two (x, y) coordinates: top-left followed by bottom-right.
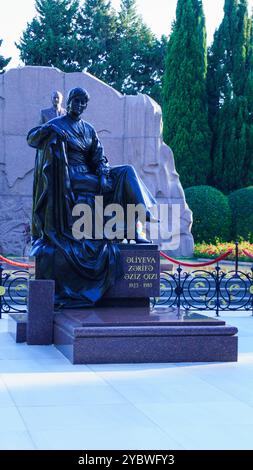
(135, 233), (153, 244)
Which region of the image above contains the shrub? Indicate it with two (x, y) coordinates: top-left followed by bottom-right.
(185, 185), (231, 243)
(228, 187), (253, 242)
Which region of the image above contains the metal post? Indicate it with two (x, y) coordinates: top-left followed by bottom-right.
(176, 265), (182, 318)
(215, 264), (220, 317)
(235, 241), (239, 274)
(251, 266), (253, 317)
(0, 263), (3, 319)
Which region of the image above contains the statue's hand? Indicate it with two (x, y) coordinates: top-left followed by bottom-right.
(51, 124), (68, 141)
(96, 164), (110, 177)
(102, 166), (110, 177)
(43, 123), (67, 141)
(100, 174), (112, 194)
(100, 174), (108, 194)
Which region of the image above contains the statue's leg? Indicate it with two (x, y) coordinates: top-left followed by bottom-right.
(110, 165), (155, 207)
(109, 165), (156, 243)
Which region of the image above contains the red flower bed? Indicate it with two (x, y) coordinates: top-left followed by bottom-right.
(194, 241), (253, 262)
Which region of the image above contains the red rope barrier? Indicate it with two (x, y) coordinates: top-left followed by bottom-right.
(0, 254), (35, 269)
(242, 249), (253, 260)
(1, 249), (235, 270)
(160, 249), (233, 268)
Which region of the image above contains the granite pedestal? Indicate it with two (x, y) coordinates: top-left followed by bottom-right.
(54, 308), (238, 364)
(105, 244), (160, 299)
(27, 279), (55, 345)
(35, 244), (160, 308)
(8, 313), (27, 343)
(8, 244), (238, 364)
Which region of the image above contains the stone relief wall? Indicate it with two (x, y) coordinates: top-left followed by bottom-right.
(0, 66), (193, 256)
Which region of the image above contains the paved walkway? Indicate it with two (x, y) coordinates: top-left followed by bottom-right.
(0, 311), (252, 450)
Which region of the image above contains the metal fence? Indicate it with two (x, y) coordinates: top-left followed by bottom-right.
(156, 243), (253, 316)
(1, 243), (253, 317)
(155, 262), (253, 316)
(0, 264), (34, 318)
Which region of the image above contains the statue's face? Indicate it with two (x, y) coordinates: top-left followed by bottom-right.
(52, 91), (63, 107)
(68, 95), (87, 117)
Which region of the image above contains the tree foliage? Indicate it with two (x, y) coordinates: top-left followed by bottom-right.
(207, 0), (253, 193)
(228, 186), (253, 241)
(0, 39), (11, 73)
(16, 0), (166, 103)
(76, 0), (118, 81)
(162, 0), (211, 188)
(16, 0), (79, 72)
(77, 0), (166, 101)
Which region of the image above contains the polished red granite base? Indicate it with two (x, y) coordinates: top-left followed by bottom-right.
(53, 307), (238, 364)
(8, 313), (27, 343)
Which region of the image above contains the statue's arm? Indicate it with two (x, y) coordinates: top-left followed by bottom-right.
(27, 125), (52, 149)
(27, 123), (67, 149)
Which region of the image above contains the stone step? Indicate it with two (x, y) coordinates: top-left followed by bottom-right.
(53, 308), (238, 364)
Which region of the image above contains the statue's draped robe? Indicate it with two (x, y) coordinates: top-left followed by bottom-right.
(27, 115), (156, 307)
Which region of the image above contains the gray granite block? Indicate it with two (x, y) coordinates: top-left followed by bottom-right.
(27, 280), (55, 345)
(8, 313), (27, 343)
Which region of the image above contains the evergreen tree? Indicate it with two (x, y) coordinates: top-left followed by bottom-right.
(207, 0), (253, 193)
(16, 0), (166, 103)
(113, 0), (166, 100)
(162, 0), (211, 188)
(111, 0), (155, 94)
(77, 0), (166, 102)
(16, 0), (79, 72)
(77, 0), (118, 80)
(0, 39), (11, 73)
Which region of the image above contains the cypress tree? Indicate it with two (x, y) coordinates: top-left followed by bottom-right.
(16, 0), (79, 72)
(162, 0), (211, 188)
(0, 39), (11, 73)
(207, 0), (253, 193)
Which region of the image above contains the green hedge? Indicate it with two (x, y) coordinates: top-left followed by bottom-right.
(185, 185), (232, 243)
(228, 187), (253, 242)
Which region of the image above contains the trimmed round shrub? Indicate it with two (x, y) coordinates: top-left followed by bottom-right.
(228, 187), (253, 242)
(185, 185), (232, 243)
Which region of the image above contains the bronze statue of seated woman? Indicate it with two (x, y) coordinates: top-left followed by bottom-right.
(27, 87), (157, 307)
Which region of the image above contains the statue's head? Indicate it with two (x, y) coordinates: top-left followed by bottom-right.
(66, 87), (90, 118)
(67, 87), (90, 106)
(51, 90), (63, 108)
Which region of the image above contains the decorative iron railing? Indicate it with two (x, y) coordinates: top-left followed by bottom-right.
(0, 243), (253, 317)
(157, 243), (253, 316)
(0, 266), (33, 317)
(155, 264), (253, 316)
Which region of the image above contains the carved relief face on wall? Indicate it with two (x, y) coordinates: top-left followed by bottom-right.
(51, 91), (63, 109)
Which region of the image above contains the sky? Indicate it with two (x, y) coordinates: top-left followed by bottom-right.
(1, 0), (253, 69)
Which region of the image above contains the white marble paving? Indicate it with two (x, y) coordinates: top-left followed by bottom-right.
(30, 424), (183, 450)
(2, 371), (128, 407)
(0, 431), (36, 450)
(0, 313), (252, 450)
